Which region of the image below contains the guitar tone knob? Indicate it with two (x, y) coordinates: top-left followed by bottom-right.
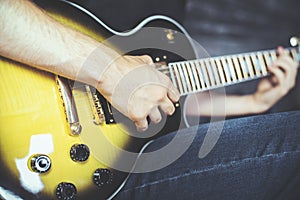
(70, 144), (90, 162)
(29, 154), (51, 173)
(56, 182), (77, 200)
(93, 168), (113, 187)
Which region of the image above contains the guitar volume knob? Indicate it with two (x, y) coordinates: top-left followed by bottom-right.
(56, 182), (77, 200)
(29, 154), (51, 173)
(93, 168), (113, 187)
(70, 144), (90, 162)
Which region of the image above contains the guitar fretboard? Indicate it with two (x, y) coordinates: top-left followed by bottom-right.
(162, 47), (300, 95)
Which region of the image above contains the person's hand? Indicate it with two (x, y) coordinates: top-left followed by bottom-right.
(252, 46), (298, 112)
(97, 55), (180, 131)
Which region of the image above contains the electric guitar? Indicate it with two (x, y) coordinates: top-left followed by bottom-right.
(0, 0), (299, 200)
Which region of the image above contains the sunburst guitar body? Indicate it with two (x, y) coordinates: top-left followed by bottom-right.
(1, 1), (299, 200)
(0, 0), (194, 199)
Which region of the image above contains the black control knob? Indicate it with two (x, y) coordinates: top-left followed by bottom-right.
(56, 182), (77, 200)
(29, 154), (51, 173)
(70, 144), (90, 162)
(93, 168), (113, 187)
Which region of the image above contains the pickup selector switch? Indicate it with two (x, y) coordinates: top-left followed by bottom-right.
(29, 154), (51, 173)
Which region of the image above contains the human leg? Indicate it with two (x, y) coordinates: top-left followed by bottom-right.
(114, 111), (300, 200)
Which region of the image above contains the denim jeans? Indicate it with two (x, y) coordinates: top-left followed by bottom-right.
(114, 110), (300, 200)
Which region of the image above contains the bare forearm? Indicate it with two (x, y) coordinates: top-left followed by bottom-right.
(222, 94), (265, 116)
(0, 0), (180, 131)
(185, 47), (298, 118)
(0, 0), (118, 87)
(185, 92), (265, 117)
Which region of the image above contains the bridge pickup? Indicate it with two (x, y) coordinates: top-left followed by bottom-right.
(85, 85), (105, 125)
(96, 90), (116, 124)
(85, 86), (115, 125)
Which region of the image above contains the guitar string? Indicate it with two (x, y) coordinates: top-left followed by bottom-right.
(159, 48), (300, 95)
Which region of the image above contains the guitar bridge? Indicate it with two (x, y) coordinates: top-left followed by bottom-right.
(56, 76), (82, 135)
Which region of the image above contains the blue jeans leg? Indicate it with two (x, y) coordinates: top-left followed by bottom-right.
(114, 110), (300, 200)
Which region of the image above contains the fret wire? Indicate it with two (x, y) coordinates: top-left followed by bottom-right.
(221, 57), (232, 83)
(263, 51), (272, 67)
(210, 58), (221, 85)
(168, 64), (177, 87)
(237, 56), (249, 79)
(269, 50), (278, 72)
(232, 56), (243, 80)
(195, 60), (207, 89)
(257, 52), (268, 75)
(187, 62), (197, 91)
(204, 59), (216, 87)
(244, 54), (255, 78)
(226, 56), (237, 82)
(215, 58), (226, 84)
(185, 62), (197, 91)
(181, 62), (192, 93)
(172, 63), (184, 94)
(250, 54), (261, 76)
(167, 64), (179, 96)
(190, 61), (201, 90)
(170, 64), (180, 93)
(199, 59), (211, 88)
(168, 47), (298, 96)
(178, 63), (189, 93)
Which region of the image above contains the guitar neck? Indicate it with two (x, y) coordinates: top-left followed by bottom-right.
(164, 47), (300, 96)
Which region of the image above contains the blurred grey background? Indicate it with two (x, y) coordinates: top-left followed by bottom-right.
(73, 0), (300, 113)
(183, 0), (300, 113)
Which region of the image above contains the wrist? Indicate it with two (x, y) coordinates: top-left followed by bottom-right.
(95, 55), (128, 94)
(69, 39), (121, 91)
(96, 55), (147, 95)
(248, 94), (269, 114)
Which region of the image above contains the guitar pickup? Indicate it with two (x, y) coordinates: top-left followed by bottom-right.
(95, 90), (116, 124)
(85, 85), (105, 125)
(85, 86), (115, 125)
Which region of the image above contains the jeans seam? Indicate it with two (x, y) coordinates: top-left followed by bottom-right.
(121, 150), (300, 193)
